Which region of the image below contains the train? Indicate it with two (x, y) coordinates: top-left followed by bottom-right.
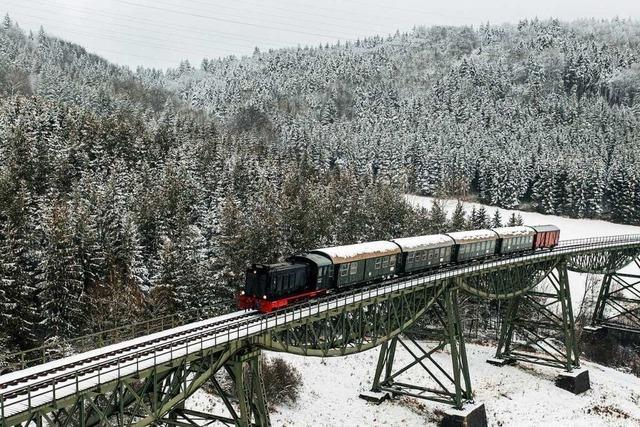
(238, 225), (560, 313)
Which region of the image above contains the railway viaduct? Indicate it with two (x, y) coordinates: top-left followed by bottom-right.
(1, 235), (640, 427)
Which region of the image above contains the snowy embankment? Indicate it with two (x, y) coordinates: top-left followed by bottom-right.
(186, 196), (640, 426)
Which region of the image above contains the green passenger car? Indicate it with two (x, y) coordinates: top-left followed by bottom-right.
(311, 241), (402, 288)
(391, 234), (455, 273)
(446, 229), (499, 262)
(492, 226), (535, 254)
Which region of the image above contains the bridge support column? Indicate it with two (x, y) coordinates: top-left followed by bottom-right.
(366, 286), (479, 418)
(226, 349), (271, 427)
(591, 256), (640, 338)
(489, 261), (588, 393)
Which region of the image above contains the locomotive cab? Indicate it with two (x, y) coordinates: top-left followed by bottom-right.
(239, 262), (313, 312)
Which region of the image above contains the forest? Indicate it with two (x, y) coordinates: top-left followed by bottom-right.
(0, 15), (638, 353)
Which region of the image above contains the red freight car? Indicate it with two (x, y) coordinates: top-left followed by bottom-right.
(530, 225), (560, 249)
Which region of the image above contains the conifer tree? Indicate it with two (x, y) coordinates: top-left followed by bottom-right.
(491, 209), (503, 228)
(40, 203), (85, 338)
(450, 201), (467, 231)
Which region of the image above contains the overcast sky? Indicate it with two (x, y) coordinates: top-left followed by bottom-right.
(4, 0), (640, 70)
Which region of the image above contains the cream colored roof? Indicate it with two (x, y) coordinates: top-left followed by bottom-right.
(312, 241), (401, 263)
(445, 229), (497, 244)
(391, 234), (454, 252)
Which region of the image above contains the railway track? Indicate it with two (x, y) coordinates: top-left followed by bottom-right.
(0, 310), (262, 397)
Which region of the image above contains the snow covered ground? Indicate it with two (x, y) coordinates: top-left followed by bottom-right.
(185, 196), (640, 426)
(404, 195), (640, 241)
(187, 343), (640, 426)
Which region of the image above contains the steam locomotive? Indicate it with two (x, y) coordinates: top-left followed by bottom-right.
(238, 225), (560, 313)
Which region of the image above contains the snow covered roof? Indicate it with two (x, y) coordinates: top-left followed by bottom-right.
(530, 224), (560, 233)
(491, 226), (535, 238)
(392, 234), (455, 252)
(445, 229), (498, 244)
(311, 241), (401, 264)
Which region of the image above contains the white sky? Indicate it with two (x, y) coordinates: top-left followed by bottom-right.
(3, 0), (640, 70)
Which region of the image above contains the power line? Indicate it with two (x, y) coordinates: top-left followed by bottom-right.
(111, 0), (355, 41)
(154, 0), (390, 36)
(13, 17), (244, 58)
(4, 0), (283, 49)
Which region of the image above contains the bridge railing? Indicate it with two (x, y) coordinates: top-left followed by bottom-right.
(558, 234), (640, 249)
(4, 306), (224, 372)
(3, 234), (640, 419)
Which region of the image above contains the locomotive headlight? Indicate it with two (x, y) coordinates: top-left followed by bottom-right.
(240, 291), (245, 295)
(263, 295), (267, 299)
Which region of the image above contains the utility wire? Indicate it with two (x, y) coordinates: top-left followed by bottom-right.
(4, 0), (283, 49)
(111, 0), (355, 41)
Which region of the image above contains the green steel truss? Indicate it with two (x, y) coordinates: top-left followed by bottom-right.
(1, 342), (271, 427)
(4, 237), (640, 427)
(371, 287), (472, 408)
(592, 256), (640, 331)
(254, 278), (447, 357)
(492, 260), (580, 370)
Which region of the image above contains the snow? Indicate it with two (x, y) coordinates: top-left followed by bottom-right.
(405, 195), (640, 241)
(187, 342), (640, 427)
(391, 234), (455, 252)
(0, 310), (255, 389)
(312, 241), (401, 263)
(445, 229), (497, 243)
(491, 226), (535, 238)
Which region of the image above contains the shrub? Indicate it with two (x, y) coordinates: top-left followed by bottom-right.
(261, 357), (303, 407)
(581, 333), (640, 377)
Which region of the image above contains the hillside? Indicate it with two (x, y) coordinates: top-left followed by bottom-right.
(155, 18), (640, 223)
(188, 342), (640, 426)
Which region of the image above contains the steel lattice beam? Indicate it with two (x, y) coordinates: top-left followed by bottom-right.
(592, 256), (640, 331)
(4, 236), (640, 426)
(492, 259), (580, 371)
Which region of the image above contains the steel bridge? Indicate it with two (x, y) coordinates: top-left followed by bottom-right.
(1, 235), (640, 427)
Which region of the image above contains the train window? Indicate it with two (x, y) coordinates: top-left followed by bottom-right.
(390, 255), (396, 264)
(375, 258), (382, 269)
(350, 262), (358, 275)
(382, 256), (389, 268)
(407, 253), (415, 264)
(340, 264), (349, 277)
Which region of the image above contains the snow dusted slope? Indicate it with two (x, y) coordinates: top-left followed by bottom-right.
(187, 343), (640, 426)
(404, 195), (640, 240)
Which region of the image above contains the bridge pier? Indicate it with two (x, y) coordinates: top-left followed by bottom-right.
(489, 260), (589, 393)
(591, 257), (640, 336)
(365, 287), (486, 426)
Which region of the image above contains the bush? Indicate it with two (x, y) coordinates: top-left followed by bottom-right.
(581, 333), (640, 377)
(261, 357), (303, 407)
(207, 356), (303, 408)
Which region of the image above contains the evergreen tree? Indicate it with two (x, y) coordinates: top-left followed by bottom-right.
(429, 200), (448, 233)
(450, 201), (467, 231)
(40, 203), (86, 338)
(491, 209), (503, 228)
